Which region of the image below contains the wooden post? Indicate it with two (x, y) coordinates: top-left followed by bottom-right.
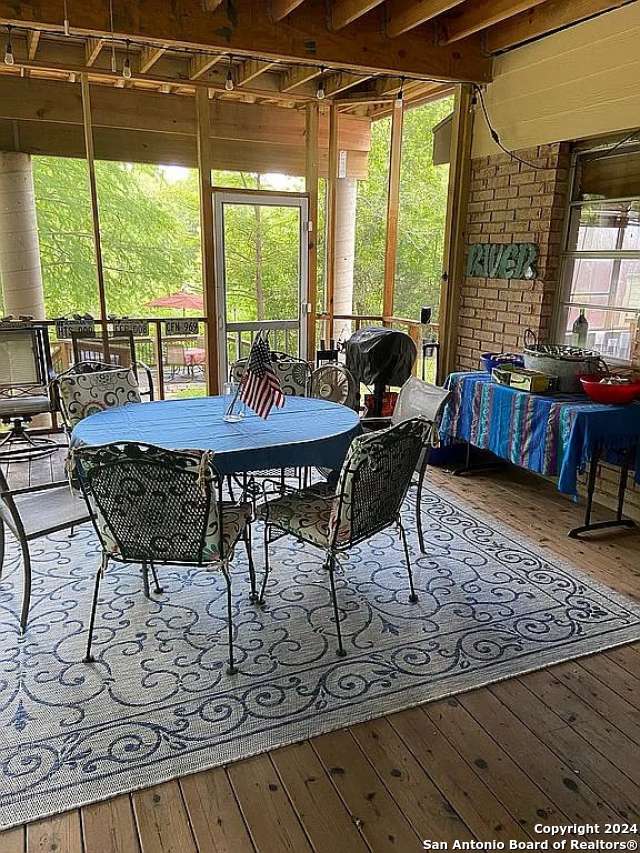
(305, 102), (319, 361)
(438, 83), (473, 383)
(80, 73), (109, 358)
(325, 103), (340, 342)
(195, 87), (219, 395)
(383, 98), (404, 321)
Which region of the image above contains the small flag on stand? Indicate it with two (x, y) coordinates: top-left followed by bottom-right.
(239, 332), (285, 419)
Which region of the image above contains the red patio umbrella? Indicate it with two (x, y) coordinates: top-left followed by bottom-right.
(146, 291), (204, 315)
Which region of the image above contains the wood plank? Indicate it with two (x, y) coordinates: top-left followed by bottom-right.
(26, 811), (82, 853)
(331, 0), (385, 30)
(605, 643), (640, 678)
(492, 677), (640, 823)
(26, 30), (40, 60)
(271, 0), (308, 20)
(305, 102), (320, 358)
(324, 72), (372, 97)
(271, 741), (369, 853)
(85, 37), (104, 66)
(139, 46), (166, 73)
(195, 87), (219, 395)
(236, 59), (277, 87)
(350, 716), (474, 843)
(523, 667), (640, 786)
(441, 0), (549, 44)
(462, 679), (635, 817)
(0, 0), (492, 83)
(180, 767), (255, 853)
(312, 728), (421, 851)
(0, 827), (25, 853)
(486, 0), (634, 53)
(82, 795), (140, 853)
(389, 707), (529, 841)
(189, 53), (225, 81)
(227, 754), (313, 853)
(424, 697), (568, 836)
(382, 99), (403, 319)
(132, 781), (197, 853)
(386, 0), (467, 38)
(280, 65), (321, 93)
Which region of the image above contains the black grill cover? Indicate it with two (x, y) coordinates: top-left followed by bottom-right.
(344, 327), (417, 387)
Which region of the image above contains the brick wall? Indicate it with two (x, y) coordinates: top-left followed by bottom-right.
(456, 142), (640, 521)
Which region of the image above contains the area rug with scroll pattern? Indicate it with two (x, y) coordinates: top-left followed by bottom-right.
(1, 484), (639, 828)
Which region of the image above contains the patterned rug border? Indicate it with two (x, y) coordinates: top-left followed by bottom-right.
(1, 482), (639, 830)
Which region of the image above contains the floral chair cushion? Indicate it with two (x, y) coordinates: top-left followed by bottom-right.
(258, 489), (347, 549)
(59, 368), (141, 429)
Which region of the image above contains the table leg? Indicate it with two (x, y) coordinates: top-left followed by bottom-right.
(452, 441), (505, 477)
(568, 443), (637, 539)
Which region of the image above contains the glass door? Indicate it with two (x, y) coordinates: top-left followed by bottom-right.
(213, 189), (309, 388)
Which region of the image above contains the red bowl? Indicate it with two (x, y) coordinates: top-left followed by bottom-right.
(580, 375), (640, 405)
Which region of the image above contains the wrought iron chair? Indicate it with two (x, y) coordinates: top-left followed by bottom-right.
(230, 350), (311, 396)
(258, 418), (431, 657)
(310, 364), (358, 409)
(362, 377), (451, 553)
(0, 322), (58, 463)
(71, 331), (155, 400)
(72, 442), (254, 674)
(54, 362), (143, 433)
(0, 460), (91, 631)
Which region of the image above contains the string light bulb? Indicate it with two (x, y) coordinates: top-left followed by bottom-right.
(395, 77), (404, 109)
(225, 55), (234, 91)
(4, 26), (14, 66)
(122, 40), (132, 79)
(316, 67), (325, 101)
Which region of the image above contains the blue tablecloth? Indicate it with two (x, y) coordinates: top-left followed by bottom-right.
(440, 372), (640, 496)
(71, 396), (361, 475)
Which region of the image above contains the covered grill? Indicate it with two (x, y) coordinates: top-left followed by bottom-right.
(344, 327), (417, 416)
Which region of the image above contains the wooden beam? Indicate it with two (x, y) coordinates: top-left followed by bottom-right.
(331, 0), (385, 30)
(305, 102), (320, 358)
(440, 0), (549, 44)
(236, 59), (277, 87)
(324, 72), (373, 97)
(382, 99), (403, 319)
(0, 0), (492, 83)
(486, 0), (635, 53)
(189, 53), (224, 80)
(325, 103), (340, 338)
(271, 0), (307, 20)
(280, 64), (321, 92)
(85, 37), (104, 66)
(438, 83), (472, 381)
(139, 45), (166, 72)
(79, 74), (109, 343)
(203, 0), (224, 8)
(26, 29), (40, 60)
(386, 0), (467, 37)
(195, 87), (219, 395)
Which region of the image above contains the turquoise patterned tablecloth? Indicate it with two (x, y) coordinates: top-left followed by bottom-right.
(440, 372), (640, 496)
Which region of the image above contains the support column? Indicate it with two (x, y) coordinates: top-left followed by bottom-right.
(0, 151), (45, 319)
(333, 176), (357, 342)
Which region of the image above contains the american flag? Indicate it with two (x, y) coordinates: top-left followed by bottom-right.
(239, 333), (285, 419)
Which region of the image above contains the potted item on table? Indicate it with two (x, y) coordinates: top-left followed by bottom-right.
(523, 329), (603, 393)
(580, 374), (640, 405)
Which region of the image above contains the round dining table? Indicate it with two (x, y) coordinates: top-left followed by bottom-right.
(71, 395), (361, 475)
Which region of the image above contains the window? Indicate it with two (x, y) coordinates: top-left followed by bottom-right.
(557, 147), (640, 362)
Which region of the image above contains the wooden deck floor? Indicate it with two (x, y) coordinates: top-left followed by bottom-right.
(2, 465), (640, 853)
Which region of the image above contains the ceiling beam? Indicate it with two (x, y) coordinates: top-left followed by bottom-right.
(386, 0), (466, 37)
(440, 0), (549, 44)
(202, 0), (224, 8)
(236, 59), (278, 87)
(26, 29), (40, 59)
(330, 0), (385, 30)
(189, 53), (224, 80)
(0, 0), (492, 83)
(486, 0), (635, 53)
(271, 0), (307, 20)
(85, 37), (104, 66)
(139, 45), (166, 73)
(280, 64), (322, 92)
(323, 71), (373, 97)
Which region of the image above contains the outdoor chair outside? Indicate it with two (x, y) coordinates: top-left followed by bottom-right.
(363, 376), (451, 553)
(70, 332), (155, 400)
(54, 362), (144, 433)
(258, 417), (431, 657)
(72, 442), (254, 674)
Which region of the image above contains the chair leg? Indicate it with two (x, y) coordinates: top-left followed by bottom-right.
(149, 561), (164, 594)
(258, 523), (271, 606)
(327, 553), (346, 657)
(84, 554), (107, 663)
(141, 562), (151, 599)
(19, 538), (32, 633)
(416, 467), (426, 555)
(222, 566), (237, 675)
(0, 516), (5, 580)
(398, 520), (419, 604)
(244, 528), (257, 601)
